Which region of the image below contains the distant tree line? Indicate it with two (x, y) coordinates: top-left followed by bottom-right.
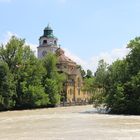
(0, 36), (65, 111)
(83, 37), (140, 115)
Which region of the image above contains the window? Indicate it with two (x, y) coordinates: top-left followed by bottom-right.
(54, 40), (57, 45)
(78, 89), (80, 95)
(78, 78), (81, 87)
(43, 40), (47, 44)
(70, 89), (73, 95)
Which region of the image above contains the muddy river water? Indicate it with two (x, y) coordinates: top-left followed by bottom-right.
(0, 105), (140, 140)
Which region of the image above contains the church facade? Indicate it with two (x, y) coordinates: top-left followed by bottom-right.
(37, 25), (91, 104)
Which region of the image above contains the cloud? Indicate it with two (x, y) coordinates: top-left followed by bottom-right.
(89, 47), (130, 72)
(63, 47), (130, 73)
(0, 31), (18, 45)
(0, 31), (37, 56)
(63, 48), (88, 69)
(26, 42), (37, 56)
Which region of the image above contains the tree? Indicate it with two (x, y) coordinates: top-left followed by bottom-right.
(77, 65), (86, 78)
(126, 37), (140, 77)
(95, 59), (108, 88)
(93, 37), (140, 114)
(86, 69), (93, 78)
(83, 77), (95, 93)
(44, 79), (60, 106)
(104, 60), (127, 113)
(42, 53), (65, 106)
(0, 61), (15, 110)
(90, 60), (108, 108)
(0, 36), (49, 109)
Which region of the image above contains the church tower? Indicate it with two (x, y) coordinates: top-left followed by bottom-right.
(37, 24), (58, 58)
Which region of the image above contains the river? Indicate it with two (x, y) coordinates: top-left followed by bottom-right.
(0, 105), (140, 140)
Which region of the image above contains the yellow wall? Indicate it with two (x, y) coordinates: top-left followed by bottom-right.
(66, 76), (91, 103)
(66, 86), (75, 103)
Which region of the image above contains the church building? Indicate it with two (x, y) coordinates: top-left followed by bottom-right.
(37, 25), (91, 104)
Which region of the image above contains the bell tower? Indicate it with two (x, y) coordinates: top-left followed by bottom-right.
(37, 24), (58, 58)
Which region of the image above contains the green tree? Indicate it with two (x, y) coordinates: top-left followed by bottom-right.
(91, 59), (108, 108)
(0, 36), (49, 109)
(95, 59), (108, 88)
(0, 61), (15, 110)
(77, 65), (86, 78)
(86, 69), (93, 78)
(42, 53), (65, 106)
(94, 37), (140, 114)
(83, 77), (96, 93)
(101, 59), (128, 113)
(44, 79), (60, 106)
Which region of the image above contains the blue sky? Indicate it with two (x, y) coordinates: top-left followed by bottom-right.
(0, 0), (140, 71)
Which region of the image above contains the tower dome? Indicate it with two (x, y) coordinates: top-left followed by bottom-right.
(37, 24), (58, 58)
(43, 24), (55, 38)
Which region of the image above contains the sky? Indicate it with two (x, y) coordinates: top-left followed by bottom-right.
(0, 0), (140, 72)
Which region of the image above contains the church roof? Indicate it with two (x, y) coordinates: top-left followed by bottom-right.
(44, 24), (52, 31)
(40, 24), (57, 39)
(56, 48), (76, 65)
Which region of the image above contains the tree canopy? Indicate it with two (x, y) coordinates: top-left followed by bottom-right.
(91, 37), (140, 114)
(0, 36), (65, 110)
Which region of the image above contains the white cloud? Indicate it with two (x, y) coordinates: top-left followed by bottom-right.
(63, 48), (88, 69)
(0, 31), (37, 56)
(26, 42), (37, 56)
(63, 47), (130, 73)
(0, 31), (18, 45)
(89, 47), (130, 72)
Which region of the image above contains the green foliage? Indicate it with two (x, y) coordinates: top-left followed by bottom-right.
(89, 59), (108, 108)
(44, 79), (60, 106)
(77, 65), (86, 78)
(0, 36), (25, 72)
(0, 36), (50, 110)
(126, 37), (140, 76)
(93, 37), (140, 114)
(86, 69), (93, 78)
(83, 77), (96, 93)
(0, 61), (15, 110)
(95, 59), (108, 87)
(42, 53), (58, 79)
(21, 85), (49, 108)
(0, 36), (65, 110)
(42, 53), (65, 106)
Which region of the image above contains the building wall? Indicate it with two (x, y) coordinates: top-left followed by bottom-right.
(65, 75), (91, 104)
(66, 85), (75, 103)
(37, 46), (58, 58)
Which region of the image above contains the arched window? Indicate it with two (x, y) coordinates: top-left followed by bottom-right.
(54, 40), (57, 45)
(70, 89), (73, 95)
(43, 40), (47, 44)
(78, 89), (80, 95)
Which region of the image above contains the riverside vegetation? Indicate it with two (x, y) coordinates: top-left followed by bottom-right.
(0, 36), (140, 115)
(0, 36), (65, 110)
(83, 37), (140, 115)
